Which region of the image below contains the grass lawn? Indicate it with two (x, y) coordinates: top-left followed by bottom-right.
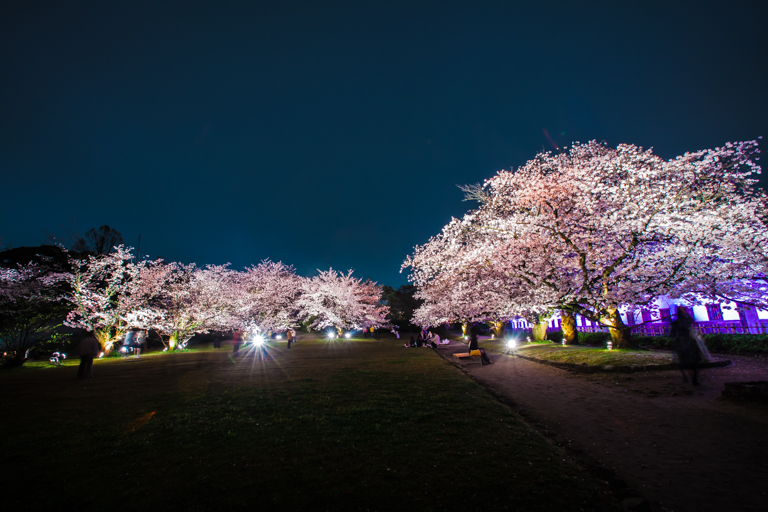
(1, 336), (615, 511)
(486, 342), (675, 366)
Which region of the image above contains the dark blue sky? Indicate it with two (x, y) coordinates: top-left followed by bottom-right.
(2, 1), (767, 286)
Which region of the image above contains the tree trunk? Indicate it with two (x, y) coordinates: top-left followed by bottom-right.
(561, 311), (579, 345)
(488, 321), (504, 338)
(602, 308), (634, 349)
(461, 322), (469, 337)
(95, 329), (112, 355)
(531, 319), (548, 342)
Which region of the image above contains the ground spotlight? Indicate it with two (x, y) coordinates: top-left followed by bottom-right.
(506, 339), (517, 349)
(344, 332), (351, 339)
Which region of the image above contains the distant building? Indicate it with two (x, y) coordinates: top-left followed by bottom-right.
(506, 297), (768, 335)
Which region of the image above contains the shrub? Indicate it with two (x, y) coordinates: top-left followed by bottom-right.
(634, 335), (673, 349)
(633, 333), (768, 354)
(546, 331), (563, 344)
(505, 329), (532, 340)
(702, 334), (768, 355)
(578, 332), (611, 346)
(28, 333), (73, 359)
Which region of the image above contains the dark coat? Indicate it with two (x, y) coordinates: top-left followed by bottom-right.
(670, 315), (702, 366)
(468, 333), (479, 351)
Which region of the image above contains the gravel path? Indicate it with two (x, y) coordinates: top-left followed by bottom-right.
(442, 344), (768, 512)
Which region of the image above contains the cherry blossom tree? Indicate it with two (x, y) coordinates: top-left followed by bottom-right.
(64, 246), (163, 354)
(145, 263), (239, 350)
(403, 215), (558, 340)
(0, 259), (69, 366)
(189, 264), (241, 334)
(407, 139), (766, 348)
(229, 260), (301, 335)
(296, 269), (389, 335)
(484, 140), (765, 347)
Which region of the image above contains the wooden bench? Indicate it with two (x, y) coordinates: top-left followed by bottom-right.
(453, 349), (482, 364)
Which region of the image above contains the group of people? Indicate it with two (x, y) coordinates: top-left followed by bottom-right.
(404, 330), (446, 349)
(122, 328), (148, 356)
(75, 313), (708, 383)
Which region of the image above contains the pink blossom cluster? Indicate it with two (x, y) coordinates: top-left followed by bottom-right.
(56, 247), (389, 353)
(404, 139), (767, 337)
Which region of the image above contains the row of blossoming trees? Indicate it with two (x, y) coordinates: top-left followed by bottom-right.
(1, 247), (388, 362)
(403, 140), (768, 348)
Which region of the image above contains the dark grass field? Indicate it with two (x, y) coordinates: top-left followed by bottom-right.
(1, 337), (616, 511)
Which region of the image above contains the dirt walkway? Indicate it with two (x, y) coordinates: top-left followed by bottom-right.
(441, 344), (768, 512)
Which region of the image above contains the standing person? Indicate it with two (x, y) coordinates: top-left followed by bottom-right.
(78, 332), (102, 378)
(232, 332), (243, 356)
(468, 328), (493, 365)
(124, 330), (135, 355)
(286, 328), (294, 349)
(670, 308), (703, 385)
(135, 330), (147, 356)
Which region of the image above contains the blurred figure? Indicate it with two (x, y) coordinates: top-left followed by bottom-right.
(232, 331), (243, 356)
(124, 329), (136, 355)
(469, 328), (493, 365)
(670, 308), (702, 385)
(286, 328), (294, 349)
(78, 331), (102, 378)
(136, 330), (147, 356)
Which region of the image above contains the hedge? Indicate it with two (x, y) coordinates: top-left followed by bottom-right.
(520, 329), (768, 355)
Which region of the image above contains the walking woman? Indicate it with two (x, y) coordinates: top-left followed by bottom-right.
(670, 309), (702, 385)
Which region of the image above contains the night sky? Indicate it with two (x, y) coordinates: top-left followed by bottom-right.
(2, 1), (767, 286)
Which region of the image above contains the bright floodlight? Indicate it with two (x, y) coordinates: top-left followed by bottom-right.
(276, 334), (283, 340)
(506, 339), (517, 349)
(253, 334), (266, 346)
(344, 332), (351, 339)
(327, 330), (337, 340)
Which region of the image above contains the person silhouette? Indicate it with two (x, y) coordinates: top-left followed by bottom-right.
(469, 328), (493, 365)
(670, 308), (702, 385)
(77, 331), (102, 378)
